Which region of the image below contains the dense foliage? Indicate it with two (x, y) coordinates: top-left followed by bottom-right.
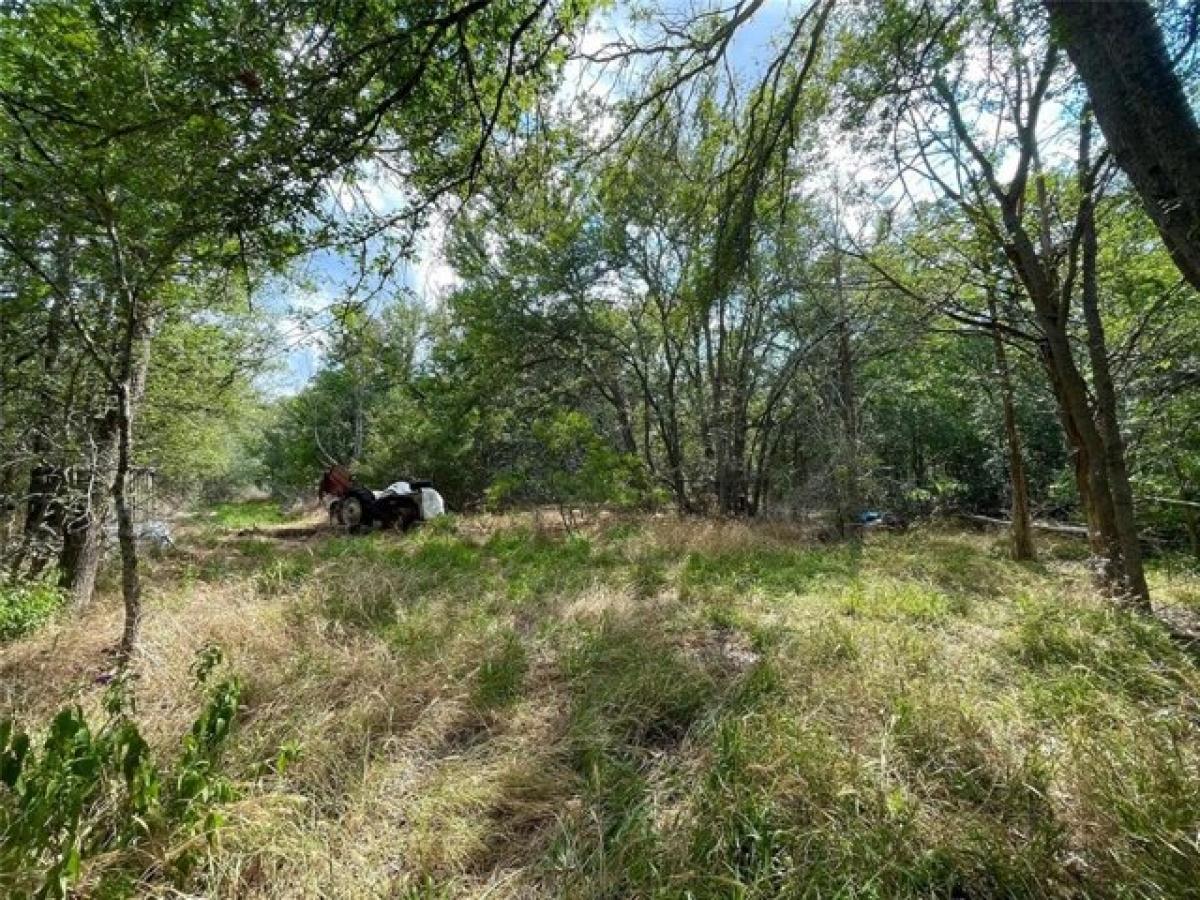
(0, 0), (598, 642)
(2, 2), (1199, 896)
(263, 0), (1199, 576)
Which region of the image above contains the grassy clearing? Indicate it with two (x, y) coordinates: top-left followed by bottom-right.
(204, 499), (291, 530)
(2, 513), (1199, 897)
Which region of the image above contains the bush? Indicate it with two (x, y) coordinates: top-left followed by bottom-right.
(486, 410), (661, 524)
(0, 579), (65, 642)
(0, 646), (243, 898)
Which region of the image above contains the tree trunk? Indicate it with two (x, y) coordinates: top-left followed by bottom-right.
(833, 242), (859, 538)
(58, 429), (118, 612)
(1079, 164), (1151, 609)
(1044, 0), (1200, 293)
(113, 318), (154, 663)
(114, 389), (141, 660)
(1000, 170), (1143, 604)
(612, 382), (639, 457)
(10, 463), (65, 579)
(60, 506), (104, 612)
(1046, 327), (1131, 586)
(988, 292), (1035, 561)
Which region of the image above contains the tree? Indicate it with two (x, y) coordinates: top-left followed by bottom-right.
(1043, 0), (1200, 293)
(840, 0), (1158, 604)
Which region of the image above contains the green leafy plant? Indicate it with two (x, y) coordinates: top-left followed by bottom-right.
(488, 410), (658, 528)
(0, 579), (66, 642)
(0, 646), (243, 898)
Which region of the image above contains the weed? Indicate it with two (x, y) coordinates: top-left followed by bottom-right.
(0, 578), (65, 641)
(255, 554), (315, 597)
(0, 648), (243, 897)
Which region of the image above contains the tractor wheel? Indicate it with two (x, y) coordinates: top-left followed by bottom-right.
(338, 487), (376, 532)
(394, 499), (420, 532)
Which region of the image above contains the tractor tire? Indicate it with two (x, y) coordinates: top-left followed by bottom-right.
(370, 494), (417, 531)
(395, 500), (420, 532)
(337, 487), (377, 532)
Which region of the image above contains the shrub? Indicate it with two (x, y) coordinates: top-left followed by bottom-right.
(486, 410), (661, 524)
(0, 578), (65, 642)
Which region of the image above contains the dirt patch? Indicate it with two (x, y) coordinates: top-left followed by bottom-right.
(683, 626), (761, 675)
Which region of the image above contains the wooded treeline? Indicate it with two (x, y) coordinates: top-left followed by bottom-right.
(3, 0), (1200, 654)
(263, 2), (1200, 602)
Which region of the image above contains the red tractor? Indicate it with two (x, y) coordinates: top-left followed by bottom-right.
(318, 465), (446, 533)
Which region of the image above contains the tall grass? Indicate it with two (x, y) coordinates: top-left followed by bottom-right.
(2, 512), (1198, 897)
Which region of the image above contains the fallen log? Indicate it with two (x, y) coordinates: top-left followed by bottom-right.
(960, 514), (1090, 536)
(1140, 495), (1200, 510)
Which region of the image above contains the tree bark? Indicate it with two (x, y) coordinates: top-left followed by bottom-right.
(988, 291), (1035, 561)
(1079, 149), (1151, 609)
(58, 428), (118, 612)
(833, 241), (859, 537)
(114, 333), (153, 661)
(60, 505), (104, 612)
(11, 464), (67, 580)
(113, 389), (140, 659)
(1044, 0), (1200, 292)
(1044, 325), (1130, 591)
(108, 273), (155, 661)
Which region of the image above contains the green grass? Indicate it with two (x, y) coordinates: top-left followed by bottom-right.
(6, 515), (1200, 898)
(680, 545), (856, 601)
(205, 498), (290, 529)
(472, 629), (529, 709)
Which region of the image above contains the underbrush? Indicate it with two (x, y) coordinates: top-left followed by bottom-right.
(2, 515), (1198, 897)
(0, 647), (244, 898)
(0, 578), (65, 641)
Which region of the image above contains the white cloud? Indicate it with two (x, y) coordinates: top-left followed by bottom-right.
(327, 161), (411, 217)
(406, 209), (461, 304)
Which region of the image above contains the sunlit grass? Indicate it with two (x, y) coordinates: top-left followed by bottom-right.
(3, 514), (1198, 897)
(205, 498), (291, 529)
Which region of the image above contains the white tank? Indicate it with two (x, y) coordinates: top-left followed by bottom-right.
(419, 487), (445, 518)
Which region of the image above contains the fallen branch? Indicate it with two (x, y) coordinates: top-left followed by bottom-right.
(1140, 495), (1200, 510)
(960, 514), (1090, 536)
